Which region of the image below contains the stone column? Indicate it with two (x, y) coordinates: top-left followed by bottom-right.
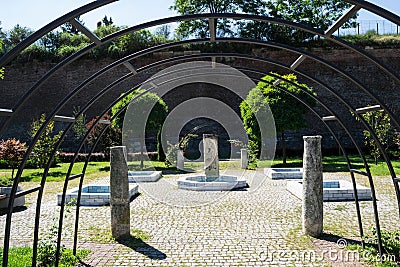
(110, 146), (130, 240)
(302, 136), (323, 237)
(241, 148), (248, 169)
(203, 134), (219, 178)
(177, 150), (184, 170)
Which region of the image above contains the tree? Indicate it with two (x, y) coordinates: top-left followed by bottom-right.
(29, 114), (64, 168)
(102, 16), (114, 26)
(171, 0), (356, 43)
(355, 109), (397, 165)
(2, 24), (33, 52)
(39, 31), (62, 53)
(86, 114), (121, 158)
(111, 89), (168, 163)
(0, 138), (27, 179)
(241, 73), (316, 164)
(72, 106), (87, 152)
(170, 0), (238, 38)
(61, 16), (84, 34)
(154, 25), (171, 40)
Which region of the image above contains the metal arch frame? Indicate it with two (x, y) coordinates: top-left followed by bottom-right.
(1, 43), (398, 266)
(1, 11), (400, 134)
(50, 52), (391, 257)
(3, 45), (400, 266)
(59, 63), (377, 257)
(27, 47), (393, 264)
(1, 1), (399, 265)
(10, 33), (399, 218)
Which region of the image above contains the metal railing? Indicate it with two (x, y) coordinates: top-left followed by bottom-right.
(337, 19), (400, 36)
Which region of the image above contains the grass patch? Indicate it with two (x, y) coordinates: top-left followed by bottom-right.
(346, 228), (400, 267)
(259, 156), (400, 176)
(0, 155), (398, 183)
(333, 205), (348, 211)
(0, 162), (110, 183)
(0, 246), (90, 267)
(87, 226), (151, 246)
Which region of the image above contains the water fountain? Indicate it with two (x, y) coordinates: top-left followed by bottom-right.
(287, 180), (372, 201)
(177, 134), (247, 191)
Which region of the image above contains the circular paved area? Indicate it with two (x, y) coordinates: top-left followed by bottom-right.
(0, 170), (397, 266)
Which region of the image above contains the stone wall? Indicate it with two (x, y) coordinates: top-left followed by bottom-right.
(1, 48), (399, 154)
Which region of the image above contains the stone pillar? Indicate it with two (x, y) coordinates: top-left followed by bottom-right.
(177, 150), (184, 170)
(203, 134), (219, 178)
(110, 146), (130, 240)
(241, 148), (248, 169)
(302, 136), (323, 237)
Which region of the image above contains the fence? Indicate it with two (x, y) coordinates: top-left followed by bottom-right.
(337, 20), (400, 36)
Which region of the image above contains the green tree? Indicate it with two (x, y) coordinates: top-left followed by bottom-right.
(356, 109), (397, 165)
(102, 15), (114, 26)
(171, 0), (356, 43)
(0, 138), (27, 179)
(61, 16), (84, 34)
(2, 24), (33, 52)
(241, 73), (316, 164)
(72, 106), (87, 153)
(29, 114), (64, 168)
(85, 114), (121, 158)
(170, 0), (238, 38)
(111, 89), (168, 163)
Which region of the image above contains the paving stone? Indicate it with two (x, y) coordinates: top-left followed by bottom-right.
(0, 172), (397, 266)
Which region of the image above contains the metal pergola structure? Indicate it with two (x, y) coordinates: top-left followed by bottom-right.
(1, 0), (399, 266)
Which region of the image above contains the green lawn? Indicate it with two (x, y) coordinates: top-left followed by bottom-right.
(0, 156), (398, 183)
(0, 246), (89, 267)
(0, 162), (110, 183)
(261, 155), (400, 176)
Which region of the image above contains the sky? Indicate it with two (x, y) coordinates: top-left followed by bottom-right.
(0, 0), (399, 32)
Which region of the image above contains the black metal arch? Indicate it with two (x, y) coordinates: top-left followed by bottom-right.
(2, 7), (400, 135)
(1, 1), (399, 266)
(49, 53), (389, 259)
(2, 44), (396, 267)
(15, 48), (390, 266)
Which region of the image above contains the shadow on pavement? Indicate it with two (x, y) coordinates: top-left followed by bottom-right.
(118, 235), (167, 260)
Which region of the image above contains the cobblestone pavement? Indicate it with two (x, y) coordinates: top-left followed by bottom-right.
(0, 170), (398, 266)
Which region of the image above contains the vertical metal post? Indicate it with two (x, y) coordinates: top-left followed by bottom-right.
(377, 23), (379, 34)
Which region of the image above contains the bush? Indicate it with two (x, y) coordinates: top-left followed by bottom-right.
(240, 73), (316, 165)
(0, 138), (27, 179)
(0, 176), (14, 187)
(29, 114), (63, 168)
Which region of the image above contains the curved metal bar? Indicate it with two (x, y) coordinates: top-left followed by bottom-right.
(67, 67), (370, 253)
(61, 52), (390, 254)
(0, 0), (117, 66)
(3, 42), (396, 266)
(346, 0), (400, 25)
(52, 56), (376, 251)
(2, 11), (400, 137)
(2, 5), (400, 264)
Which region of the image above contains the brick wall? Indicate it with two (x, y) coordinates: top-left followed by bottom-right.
(1, 48), (399, 154)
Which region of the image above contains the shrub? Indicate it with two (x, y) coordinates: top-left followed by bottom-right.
(354, 109), (398, 164)
(0, 176), (14, 187)
(29, 114), (63, 168)
(0, 138), (27, 178)
(86, 114), (121, 158)
(111, 89), (168, 162)
(240, 73), (316, 165)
